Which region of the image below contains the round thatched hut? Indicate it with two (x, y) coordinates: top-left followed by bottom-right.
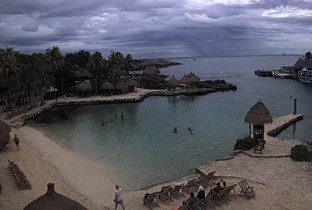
(75, 82), (92, 96)
(168, 76), (180, 90)
(189, 74), (200, 84)
(75, 69), (92, 81)
(179, 75), (192, 86)
(24, 183), (87, 210)
(114, 82), (128, 94)
(126, 78), (139, 92)
(143, 65), (160, 75)
(101, 81), (114, 96)
(245, 101), (273, 150)
(0, 120), (11, 151)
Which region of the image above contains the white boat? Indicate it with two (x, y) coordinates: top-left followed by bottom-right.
(271, 69), (293, 79)
(298, 67), (312, 84)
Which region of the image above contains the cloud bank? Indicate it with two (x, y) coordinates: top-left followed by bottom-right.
(0, 0), (311, 58)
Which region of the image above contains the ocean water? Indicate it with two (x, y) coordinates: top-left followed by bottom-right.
(30, 55), (312, 190)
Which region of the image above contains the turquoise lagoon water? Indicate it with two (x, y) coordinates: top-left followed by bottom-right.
(30, 55), (312, 190)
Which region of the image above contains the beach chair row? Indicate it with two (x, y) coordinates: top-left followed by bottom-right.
(7, 159), (32, 190)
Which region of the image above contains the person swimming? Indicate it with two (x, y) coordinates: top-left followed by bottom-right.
(173, 127), (177, 133)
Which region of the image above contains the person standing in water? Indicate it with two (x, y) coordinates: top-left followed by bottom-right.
(120, 112), (124, 120)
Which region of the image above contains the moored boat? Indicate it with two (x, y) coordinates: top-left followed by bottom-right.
(298, 67), (312, 84)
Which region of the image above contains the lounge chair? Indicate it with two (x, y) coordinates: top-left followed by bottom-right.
(238, 180), (255, 199)
(198, 171), (216, 189)
(225, 184), (237, 200)
(213, 189), (228, 206)
(143, 192), (159, 208)
(198, 193), (216, 209)
(183, 179), (199, 194)
(158, 185), (173, 202)
(170, 184), (185, 198)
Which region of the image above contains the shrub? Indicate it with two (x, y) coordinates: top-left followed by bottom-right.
(234, 136), (258, 151)
(291, 144), (312, 161)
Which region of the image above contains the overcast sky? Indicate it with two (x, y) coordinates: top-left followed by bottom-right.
(1, 0), (312, 58)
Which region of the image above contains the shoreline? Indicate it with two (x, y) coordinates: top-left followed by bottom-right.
(1, 90), (311, 209)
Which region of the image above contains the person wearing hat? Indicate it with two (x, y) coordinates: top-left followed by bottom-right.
(13, 134), (20, 150)
(197, 185), (205, 200)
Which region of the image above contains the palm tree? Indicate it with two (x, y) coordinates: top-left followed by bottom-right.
(0, 48), (20, 114)
(107, 51), (124, 85)
(88, 52), (105, 95)
(124, 54), (135, 79)
(46, 47), (65, 98)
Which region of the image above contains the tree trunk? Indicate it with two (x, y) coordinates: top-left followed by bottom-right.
(29, 91), (32, 109)
(6, 71), (12, 114)
(95, 69), (98, 95)
(61, 71), (64, 98)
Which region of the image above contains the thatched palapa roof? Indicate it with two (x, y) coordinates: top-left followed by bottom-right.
(126, 78), (139, 87)
(0, 120), (11, 144)
(168, 76), (180, 87)
(75, 82), (92, 92)
(244, 101), (273, 125)
(24, 183), (87, 210)
(101, 81), (114, 90)
(115, 82), (128, 90)
(293, 57), (305, 70)
(143, 65), (160, 75)
(75, 69), (92, 78)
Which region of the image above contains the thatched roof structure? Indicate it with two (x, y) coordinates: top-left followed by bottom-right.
(101, 81), (114, 90)
(75, 69), (92, 78)
(168, 76), (180, 87)
(44, 86), (58, 93)
(0, 120), (11, 144)
(244, 101), (273, 125)
(305, 57), (312, 69)
(189, 75), (200, 83)
(75, 82), (92, 92)
(24, 183), (87, 210)
(293, 57), (305, 70)
(143, 65), (160, 75)
(115, 82), (128, 90)
(126, 78), (139, 87)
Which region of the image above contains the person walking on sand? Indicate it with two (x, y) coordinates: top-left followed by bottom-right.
(114, 185), (125, 210)
(13, 134), (20, 150)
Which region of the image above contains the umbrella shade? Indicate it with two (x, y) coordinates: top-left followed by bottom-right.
(0, 120), (11, 133)
(189, 75), (200, 83)
(143, 66), (160, 75)
(115, 82), (128, 90)
(126, 78), (139, 87)
(168, 76), (180, 87)
(244, 101), (273, 125)
(24, 183), (87, 210)
(75, 82), (92, 92)
(101, 81), (114, 90)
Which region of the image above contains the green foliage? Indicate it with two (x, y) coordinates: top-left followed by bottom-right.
(234, 136), (258, 151)
(291, 144), (312, 162)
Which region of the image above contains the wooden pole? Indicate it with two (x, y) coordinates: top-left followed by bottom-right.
(293, 98), (297, 114)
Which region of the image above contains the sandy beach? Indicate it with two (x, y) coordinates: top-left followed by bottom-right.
(1, 91), (312, 210)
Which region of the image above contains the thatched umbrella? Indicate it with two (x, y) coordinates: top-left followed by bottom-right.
(101, 81), (114, 95)
(0, 120), (11, 151)
(179, 75), (192, 86)
(75, 82), (92, 93)
(126, 78), (139, 92)
(245, 101), (273, 149)
(143, 65), (160, 75)
(189, 74), (200, 83)
(24, 183), (87, 210)
(168, 76), (179, 90)
(244, 101), (273, 125)
(115, 82), (128, 94)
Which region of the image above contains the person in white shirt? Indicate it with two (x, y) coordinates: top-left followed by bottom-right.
(114, 185), (125, 210)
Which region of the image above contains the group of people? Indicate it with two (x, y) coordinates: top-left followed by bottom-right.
(173, 127), (194, 134)
(182, 180), (226, 209)
(102, 112), (124, 125)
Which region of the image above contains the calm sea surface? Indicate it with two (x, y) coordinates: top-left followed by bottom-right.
(30, 55), (312, 190)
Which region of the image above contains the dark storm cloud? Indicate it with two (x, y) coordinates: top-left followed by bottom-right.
(0, 0), (312, 57)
